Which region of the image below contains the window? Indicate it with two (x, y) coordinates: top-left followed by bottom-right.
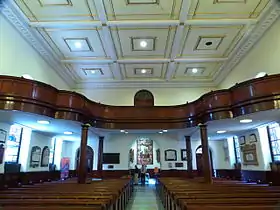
(5, 124), (23, 163)
(233, 136), (241, 163)
(49, 138), (56, 165)
(267, 123), (280, 162)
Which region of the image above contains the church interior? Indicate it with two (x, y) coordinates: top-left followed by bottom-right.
(1, 0), (280, 209)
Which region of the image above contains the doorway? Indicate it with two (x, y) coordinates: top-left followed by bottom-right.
(195, 145), (214, 177)
(76, 146), (94, 172)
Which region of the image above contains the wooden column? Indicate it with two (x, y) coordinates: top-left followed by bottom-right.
(185, 136), (193, 178)
(78, 124), (90, 184)
(199, 124), (213, 184)
(97, 136), (104, 178)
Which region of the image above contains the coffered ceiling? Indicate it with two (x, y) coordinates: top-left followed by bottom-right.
(1, 0), (280, 88)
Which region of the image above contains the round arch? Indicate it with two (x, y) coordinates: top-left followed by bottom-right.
(134, 89), (154, 107)
(75, 146), (94, 172)
(195, 145), (214, 177)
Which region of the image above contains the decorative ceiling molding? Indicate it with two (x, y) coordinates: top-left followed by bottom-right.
(214, 1), (280, 85)
(0, 0), (76, 88)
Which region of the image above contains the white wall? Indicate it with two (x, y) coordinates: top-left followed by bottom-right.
(220, 18), (280, 89)
(0, 14), (69, 90)
(27, 132), (52, 172)
(74, 87), (215, 106)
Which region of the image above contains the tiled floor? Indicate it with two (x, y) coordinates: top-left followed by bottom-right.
(127, 184), (164, 210)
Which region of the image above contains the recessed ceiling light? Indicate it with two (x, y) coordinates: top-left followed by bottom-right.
(141, 69), (147, 74)
(240, 119), (252, 123)
(120, 130), (125, 132)
(255, 72), (266, 78)
(140, 40), (147, 48)
(217, 130), (226, 134)
(159, 131), (163, 134)
(64, 131), (73, 135)
(37, 120), (50, 125)
(91, 70), (96, 74)
(74, 41), (82, 48)
(125, 131), (128, 134)
(192, 68), (198, 73)
(162, 130), (168, 132)
(22, 74), (33, 80)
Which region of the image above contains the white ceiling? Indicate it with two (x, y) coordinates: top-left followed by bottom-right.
(1, 0), (280, 88)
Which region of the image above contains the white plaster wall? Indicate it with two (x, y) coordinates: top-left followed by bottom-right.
(27, 132), (52, 172)
(220, 18), (280, 89)
(74, 87), (215, 106)
(0, 14), (69, 90)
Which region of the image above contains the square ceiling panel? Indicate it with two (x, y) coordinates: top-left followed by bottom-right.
(180, 25), (244, 57)
(75, 64), (114, 80)
(195, 37), (224, 51)
(188, 0), (269, 19)
(127, 0), (158, 4)
(44, 28), (107, 58)
(131, 37), (156, 51)
(173, 62), (222, 80)
(14, 0), (98, 21)
(64, 38), (92, 52)
(103, 0), (182, 20)
(111, 27), (175, 58)
(121, 63), (167, 79)
(38, 0), (71, 6)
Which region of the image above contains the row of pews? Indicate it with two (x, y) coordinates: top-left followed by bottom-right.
(0, 177), (133, 210)
(156, 177), (280, 210)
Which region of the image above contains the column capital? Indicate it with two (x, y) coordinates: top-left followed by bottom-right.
(99, 136), (105, 140)
(198, 123), (207, 128)
(82, 123), (91, 128)
(185, 136), (191, 140)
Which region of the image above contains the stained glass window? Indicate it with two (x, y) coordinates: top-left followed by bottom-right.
(233, 136), (241, 163)
(268, 123), (280, 162)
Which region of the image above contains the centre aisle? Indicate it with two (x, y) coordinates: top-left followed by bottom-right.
(127, 185), (164, 210)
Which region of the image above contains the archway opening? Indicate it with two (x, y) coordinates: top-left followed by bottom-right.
(76, 146), (94, 172)
(134, 89), (154, 107)
(195, 145), (214, 177)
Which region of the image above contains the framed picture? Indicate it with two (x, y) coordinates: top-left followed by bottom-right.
(165, 149), (177, 161)
(30, 146), (41, 168)
(41, 146), (50, 167)
(0, 129), (7, 143)
(239, 136), (246, 145)
(181, 149), (187, 161)
(249, 134), (257, 143)
(156, 149), (160, 163)
(168, 162), (172, 168)
(242, 144), (258, 166)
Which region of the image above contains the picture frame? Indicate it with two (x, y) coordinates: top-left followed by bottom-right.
(156, 149), (160, 163)
(165, 149), (177, 161)
(249, 134), (257, 143)
(239, 136), (246, 145)
(242, 144), (259, 166)
(181, 149), (187, 161)
(0, 129), (7, 143)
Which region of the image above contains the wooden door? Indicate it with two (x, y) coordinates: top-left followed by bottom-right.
(196, 153), (203, 176)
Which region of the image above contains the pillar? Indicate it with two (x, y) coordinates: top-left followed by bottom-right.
(78, 124), (90, 184)
(97, 136), (104, 177)
(199, 124), (213, 184)
(185, 136), (193, 178)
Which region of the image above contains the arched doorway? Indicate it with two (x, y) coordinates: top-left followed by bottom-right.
(76, 146), (94, 172)
(195, 145), (214, 177)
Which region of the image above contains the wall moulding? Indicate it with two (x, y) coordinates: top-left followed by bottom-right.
(0, 74), (280, 129)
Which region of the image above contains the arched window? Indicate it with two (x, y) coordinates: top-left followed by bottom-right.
(267, 122), (280, 162)
(134, 89), (154, 106)
(233, 136), (241, 163)
(5, 124), (23, 163)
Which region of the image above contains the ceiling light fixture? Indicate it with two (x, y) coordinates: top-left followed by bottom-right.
(255, 72), (266, 78)
(74, 41), (82, 48)
(159, 131), (163, 134)
(125, 131), (128, 134)
(192, 68), (198, 73)
(37, 120), (50, 125)
(140, 40), (147, 48)
(162, 129), (168, 132)
(240, 119), (252, 123)
(120, 130), (125, 132)
(141, 69), (147, 74)
(217, 130), (226, 134)
(91, 70), (96, 74)
(64, 131), (73, 135)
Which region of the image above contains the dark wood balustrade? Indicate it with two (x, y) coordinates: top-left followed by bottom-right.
(0, 74), (280, 129)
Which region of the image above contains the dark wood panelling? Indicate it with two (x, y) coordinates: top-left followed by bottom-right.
(0, 74), (280, 129)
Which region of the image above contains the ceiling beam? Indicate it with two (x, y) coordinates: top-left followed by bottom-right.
(165, 62), (176, 81)
(185, 19), (257, 26)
